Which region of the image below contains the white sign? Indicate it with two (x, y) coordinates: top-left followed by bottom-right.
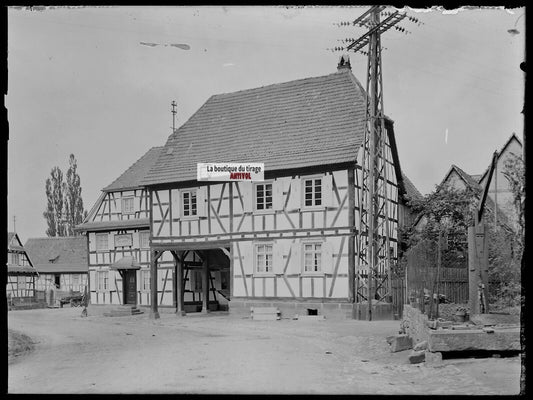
(197, 163), (264, 182)
(114, 234), (133, 248)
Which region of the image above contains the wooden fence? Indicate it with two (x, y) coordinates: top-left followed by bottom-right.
(403, 239), (469, 316)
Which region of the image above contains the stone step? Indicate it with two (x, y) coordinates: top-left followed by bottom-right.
(103, 306), (144, 317)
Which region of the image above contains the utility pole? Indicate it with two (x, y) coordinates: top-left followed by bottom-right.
(332, 7), (421, 320)
(171, 100), (177, 133)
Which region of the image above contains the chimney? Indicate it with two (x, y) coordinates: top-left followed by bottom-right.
(337, 54), (351, 71)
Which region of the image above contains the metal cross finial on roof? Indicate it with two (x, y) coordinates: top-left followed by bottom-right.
(171, 100), (177, 133)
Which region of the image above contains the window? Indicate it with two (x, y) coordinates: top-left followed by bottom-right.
(255, 182), (273, 211)
(17, 276), (26, 288)
(255, 244), (273, 274)
(10, 252), (20, 265)
(72, 274), (80, 287)
(303, 177), (322, 207)
(182, 190), (197, 217)
(95, 233), (109, 251)
(96, 271), (109, 291)
(141, 270), (150, 291)
(139, 231), (150, 249)
(303, 243), (322, 273)
(122, 197), (135, 214)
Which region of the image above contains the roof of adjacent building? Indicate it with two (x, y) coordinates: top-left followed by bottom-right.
(440, 164), (511, 228)
(76, 218), (150, 233)
(478, 133), (522, 183)
(141, 69), (367, 186)
(103, 147), (163, 192)
(401, 173), (423, 201)
(24, 237), (88, 274)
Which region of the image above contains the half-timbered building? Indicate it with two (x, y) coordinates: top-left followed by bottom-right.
(137, 62), (415, 319)
(76, 147), (161, 306)
(6, 232), (38, 302)
(24, 236), (89, 305)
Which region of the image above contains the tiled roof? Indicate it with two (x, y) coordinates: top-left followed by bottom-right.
(75, 218), (150, 232)
(7, 264), (38, 276)
(401, 173), (423, 201)
(24, 237), (88, 274)
(103, 147), (163, 192)
(141, 69), (367, 186)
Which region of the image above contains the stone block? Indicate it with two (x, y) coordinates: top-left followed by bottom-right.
(389, 334), (413, 353)
(386, 335), (396, 345)
(437, 320), (453, 329)
(408, 350), (426, 364)
(413, 340), (428, 351)
(428, 327), (520, 352)
(425, 351), (443, 365)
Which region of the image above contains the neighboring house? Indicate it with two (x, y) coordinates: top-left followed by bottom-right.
(24, 237), (89, 297)
(414, 163), (512, 232)
(7, 232), (38, 300)
(477, 133), (522, 231)
(75, 147), (161, 306)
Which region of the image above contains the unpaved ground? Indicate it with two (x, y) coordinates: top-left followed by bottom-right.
(8, 307), (521, 394)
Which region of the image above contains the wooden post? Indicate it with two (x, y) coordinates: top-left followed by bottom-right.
(347, 167), (356, 304)
(150, 250), (160, 319)
(468, 223), (489, 315)
(201, 253), (210, 313)
(229, 244), (234, 299)
(175, 251), (186, 316)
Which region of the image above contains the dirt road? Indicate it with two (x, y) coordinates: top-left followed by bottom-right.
(8, 307), (521, 394)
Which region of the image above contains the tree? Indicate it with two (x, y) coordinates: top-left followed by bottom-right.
(402, 183), (520, 309)
(502, 153), (525, 245)
(43, 166), (66, 237)
(43, 154), (87, 237)
(64, 154), (87, 236)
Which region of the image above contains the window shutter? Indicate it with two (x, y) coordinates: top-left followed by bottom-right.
(287, 178), (301, 211)
(108, 233), (114, 250)
(242, 242), (254, 275)
(273, 241), (285, 274)
(88, 233), (96, 252)
(134, 195), (141, 212)
(289, 241), (301, 275)
(322, 174), (333, 207)
(170, 189), (179, 220)
(114, 196), (121, 215)
(197, 187), (207, 217)
(322, 241), (333, 274)
(272, 180), (284, 211)
(241, 181), (253, 213)
(132, 232), (140, 249)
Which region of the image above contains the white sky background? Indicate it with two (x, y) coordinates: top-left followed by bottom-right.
(7, 6), (525, 240)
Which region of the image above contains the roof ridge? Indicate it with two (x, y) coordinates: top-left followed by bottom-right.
(210, 70), (352, 99)
(103, 146), (164, 191)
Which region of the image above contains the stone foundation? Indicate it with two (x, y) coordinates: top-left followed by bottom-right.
(229, 298), (395, 320)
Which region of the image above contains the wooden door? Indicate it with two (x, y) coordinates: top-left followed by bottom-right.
(124, 270), (137, 305)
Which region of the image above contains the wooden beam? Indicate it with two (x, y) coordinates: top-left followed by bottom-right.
(219, 247), (231, 259)
(348, 166), (356, 304)
(149, 249), (160, 319)
(201, 255), (209, 313)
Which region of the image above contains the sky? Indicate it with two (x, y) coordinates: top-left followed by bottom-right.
(7, 5), (525, 241)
